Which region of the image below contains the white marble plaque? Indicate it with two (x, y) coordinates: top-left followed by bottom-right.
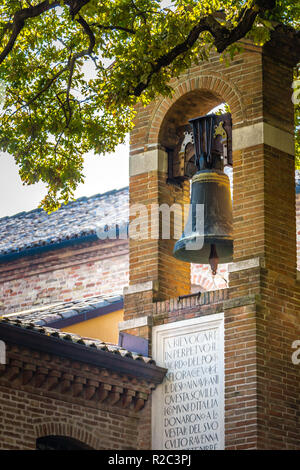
(152, 314), (224, 450)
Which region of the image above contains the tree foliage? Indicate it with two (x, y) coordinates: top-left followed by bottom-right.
(0, 0), (299, 210)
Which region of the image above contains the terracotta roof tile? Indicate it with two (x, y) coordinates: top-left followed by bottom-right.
(0, 187), (128, 257)
(1, 170), (299, 256)
(0, 316), (155, 365)
(3, 294), (123, 326)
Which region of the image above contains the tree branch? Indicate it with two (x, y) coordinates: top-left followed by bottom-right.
(0, 0), (61, 64)
(63, 14), (95, 126)
(76, 14), (96, 52)
(6, 67), (68, 120)
(132, 0), (276, 96)
(91, 23), (136, 34)
(65, 0), (90, 20)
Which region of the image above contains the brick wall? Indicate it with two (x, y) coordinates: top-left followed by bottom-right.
(224, 48), (300, 449)
(0, 239), (128, 315)
(0, 237), (226, 316)
(0, 385), (140, 450)
(191, 264), (228, 292)
(130, 45), (261, 157)
(0, 341), (154, 450)
(1, 29), (299, 452)
(126, 45), (262, 316)
(129, 170), (191, 302)
(123, 33), (300, 450)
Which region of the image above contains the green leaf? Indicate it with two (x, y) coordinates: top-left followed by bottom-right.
(0, 0), (298, 210)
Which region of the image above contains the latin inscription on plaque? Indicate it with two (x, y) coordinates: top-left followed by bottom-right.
(152, 314), (224, 450)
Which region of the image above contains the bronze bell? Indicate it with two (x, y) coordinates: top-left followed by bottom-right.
(173, 168), (233, 267)
(173, 113), (233, 273)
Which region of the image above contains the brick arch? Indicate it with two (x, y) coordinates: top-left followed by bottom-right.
(191, 264), (228, 291)
(33, 420), (100, 450)
(146, 73), (246, 148)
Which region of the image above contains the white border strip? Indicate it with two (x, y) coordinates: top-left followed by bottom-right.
(152, 313), (224, 451)
(233, 122), (294, 155)
(228, 257), (260, 273)
(129, 149), (168, 176)
(118, 315), (150, 331)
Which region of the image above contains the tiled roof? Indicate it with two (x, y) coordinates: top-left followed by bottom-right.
(1, 169), (299, 258)
(0, 187), (129, 257)
(3, 294), (123, 327)
(0, 314), (154, 365)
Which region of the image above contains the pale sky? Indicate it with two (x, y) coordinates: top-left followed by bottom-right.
(0, 103), (226, 218)
(0, 142), (129, 218)
(0, 55), (130, 219)
(0, 17), (225, 221)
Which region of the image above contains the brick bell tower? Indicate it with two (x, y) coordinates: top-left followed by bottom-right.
(119, 27), (300, 450)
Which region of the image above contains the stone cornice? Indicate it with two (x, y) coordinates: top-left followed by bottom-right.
(232, 123), (295, 155)
(152, 288), (229, 316)
(0, 322), (167, 387)
(0, 341), (163, 412)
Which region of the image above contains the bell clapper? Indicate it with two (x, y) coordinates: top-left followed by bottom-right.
(209, 244), (219, 276)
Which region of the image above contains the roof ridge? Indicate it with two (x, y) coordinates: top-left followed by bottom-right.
(0, 185), (129, 221)
(0, 317), (158, 369)
(0, 316), (151, 359)
(3, 293), (124, 319)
